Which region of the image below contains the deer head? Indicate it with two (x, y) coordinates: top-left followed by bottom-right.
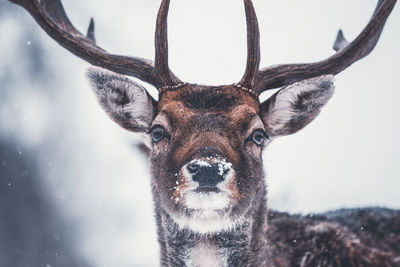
(86, 67), (335, 233)
(82, 0), (342, 233)
(9, 0), (397, 262)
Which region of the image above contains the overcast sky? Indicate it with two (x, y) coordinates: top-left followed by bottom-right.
(2, 0), (399, 266)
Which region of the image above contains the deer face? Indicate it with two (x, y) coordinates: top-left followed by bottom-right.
(151, 84), (265, 233)
(87, 68), (334, 233)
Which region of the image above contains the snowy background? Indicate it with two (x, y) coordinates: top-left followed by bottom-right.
(0, 0), (399, 266)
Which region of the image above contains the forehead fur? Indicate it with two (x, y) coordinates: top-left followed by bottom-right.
(180, 89), (238, 112)
(158, 84), (259, 115)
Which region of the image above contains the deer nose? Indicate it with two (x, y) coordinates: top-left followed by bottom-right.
(187, 161), (230, 188)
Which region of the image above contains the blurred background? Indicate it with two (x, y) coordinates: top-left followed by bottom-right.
(0, 0), (399, 266)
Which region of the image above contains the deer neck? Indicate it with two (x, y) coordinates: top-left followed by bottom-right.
(154, 184), (270, 266)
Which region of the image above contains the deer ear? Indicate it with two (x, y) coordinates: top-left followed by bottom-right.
(87, 67), (156, 132)
(260, 75), (334, 138)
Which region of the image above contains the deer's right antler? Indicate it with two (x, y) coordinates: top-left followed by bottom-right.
(9, 0), (180, 89)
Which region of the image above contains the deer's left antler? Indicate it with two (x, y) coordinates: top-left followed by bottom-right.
(252, 0), (397, 94)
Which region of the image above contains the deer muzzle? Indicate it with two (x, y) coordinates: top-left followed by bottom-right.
(173, 154), (238, 211)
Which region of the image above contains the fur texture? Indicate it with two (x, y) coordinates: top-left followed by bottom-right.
(261, 75), (334, 138)
(87, 67), (156, 132)
(268, 208), (400, 266)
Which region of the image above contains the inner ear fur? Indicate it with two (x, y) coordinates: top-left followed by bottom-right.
(87, 67), (157, 132)
(260, 75), (335, 138)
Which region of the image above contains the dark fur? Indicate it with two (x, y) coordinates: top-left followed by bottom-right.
(181, 87), (238, 112)
(268, 208), (400, 266)
(152, 205), (400, 266)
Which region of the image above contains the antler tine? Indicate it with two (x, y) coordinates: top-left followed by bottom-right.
(333, 30), (349, 52)
(255, 0), (397, 93)
(154, 0), (182, 87)
(239, 0), (261, 90)
(86, 18), (96, 43)
(8, 0), (179, 89)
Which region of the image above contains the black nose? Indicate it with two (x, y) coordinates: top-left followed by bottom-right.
(187, 162), (228, 188)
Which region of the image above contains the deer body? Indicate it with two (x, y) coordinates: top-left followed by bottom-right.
(9, 0), (399, 266)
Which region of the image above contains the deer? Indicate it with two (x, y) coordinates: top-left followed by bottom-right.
(9, 0), (400, 266)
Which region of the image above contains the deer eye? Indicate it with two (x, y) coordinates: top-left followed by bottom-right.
(151, 126), (165, 143)
(251, 130), (266, 146)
